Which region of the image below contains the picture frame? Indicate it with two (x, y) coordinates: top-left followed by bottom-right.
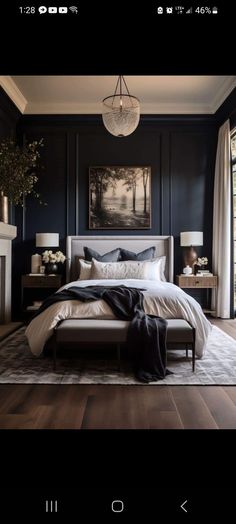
(89, 166), (151, 229)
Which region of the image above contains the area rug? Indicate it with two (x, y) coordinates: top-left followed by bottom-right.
(0, 325), (236, 384)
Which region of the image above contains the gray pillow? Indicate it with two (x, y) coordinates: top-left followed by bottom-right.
(84, 246), (120, 262)
(119, 246), (156, 261)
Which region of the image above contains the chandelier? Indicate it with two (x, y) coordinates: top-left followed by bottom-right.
(102, 76), (140, 137)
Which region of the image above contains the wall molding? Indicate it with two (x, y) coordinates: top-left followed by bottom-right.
(211, 77), (236, 113)
(19, 114), (217, 125)
(25, 102), (216, 115)
(0, 77), (26, 114)
(75, 134), (79, 235)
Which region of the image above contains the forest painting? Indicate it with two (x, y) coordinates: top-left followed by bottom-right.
(89, 166), (151, 229)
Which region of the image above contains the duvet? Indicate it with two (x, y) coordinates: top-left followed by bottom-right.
(26, 279), (212, 357)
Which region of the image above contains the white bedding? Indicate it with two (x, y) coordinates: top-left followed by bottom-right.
(25, 279), (212, 357)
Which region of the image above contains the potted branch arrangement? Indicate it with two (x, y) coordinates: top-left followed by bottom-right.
(0, 137), (44, 223)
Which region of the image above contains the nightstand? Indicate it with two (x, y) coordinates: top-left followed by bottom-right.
(176, 275), (218, 315)
(21, 274), (62, 315)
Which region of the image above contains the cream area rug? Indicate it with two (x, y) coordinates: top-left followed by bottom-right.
(0, 326), (235, 385)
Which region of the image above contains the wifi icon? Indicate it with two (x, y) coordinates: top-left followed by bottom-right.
(69, 5), (78, 13)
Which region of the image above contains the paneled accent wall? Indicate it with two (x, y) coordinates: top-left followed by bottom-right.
(12, 115), (218, 315)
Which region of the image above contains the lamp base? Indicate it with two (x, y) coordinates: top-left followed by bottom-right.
(183, 246), (198, 268)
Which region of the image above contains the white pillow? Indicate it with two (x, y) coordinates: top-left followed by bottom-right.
(78, 259), (92, 280)
(79, 256), (166, 281)
(145, 256), (166, 281)
(90, 258), (148, 280)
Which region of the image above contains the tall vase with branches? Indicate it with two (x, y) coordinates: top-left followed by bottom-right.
(0, 137), (45, 223)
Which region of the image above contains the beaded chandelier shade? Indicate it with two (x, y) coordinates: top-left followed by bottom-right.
(102, 76), (140, 137)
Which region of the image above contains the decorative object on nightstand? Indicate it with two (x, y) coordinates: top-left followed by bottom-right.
(31, 253), (42, 274)
(180, 231), (203, 269)
(193, 256), (208, 274)
(183, 265), (192, 275)
(42, 250), (66, 274)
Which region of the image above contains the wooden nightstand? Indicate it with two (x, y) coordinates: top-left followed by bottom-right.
(176, 275), (218, 315)
(21, 274), (62, 314)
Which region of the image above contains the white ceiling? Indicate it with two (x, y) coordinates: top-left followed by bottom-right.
(1, 75), (236, 115)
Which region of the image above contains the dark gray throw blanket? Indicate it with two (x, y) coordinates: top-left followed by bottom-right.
(34, 285), (172, 383)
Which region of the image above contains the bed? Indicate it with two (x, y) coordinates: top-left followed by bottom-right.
(25, 235), (212, 368)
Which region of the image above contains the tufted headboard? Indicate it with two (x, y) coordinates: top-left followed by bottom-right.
(66, 235), (174, 283)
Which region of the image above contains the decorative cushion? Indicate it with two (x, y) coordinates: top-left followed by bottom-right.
(90, 258), (149, 280)
(146, 256), (167, 282)
(119, 246), (156, 261)
(84, 246), (120, 262)
(78, 259), (92, 280)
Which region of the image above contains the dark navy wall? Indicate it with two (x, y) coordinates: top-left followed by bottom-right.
(11, 114), (217, 315)
(0, 87), (21, 138)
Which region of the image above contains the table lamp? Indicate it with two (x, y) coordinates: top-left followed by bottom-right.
(36, 233), (59, 248)
(180, 231), (203, 269)
(31, 233), (59, 273)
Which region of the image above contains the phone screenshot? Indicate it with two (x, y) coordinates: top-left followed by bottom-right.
(0, 1), (235, 520)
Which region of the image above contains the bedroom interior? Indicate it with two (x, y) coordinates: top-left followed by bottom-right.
(0, 75), (236, 429)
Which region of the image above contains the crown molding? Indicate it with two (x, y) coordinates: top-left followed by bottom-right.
(2, 76), (236, 115)
(211, 76), (236, 113)
(24, 101), (214, 115)
(0, 76), (27, 113)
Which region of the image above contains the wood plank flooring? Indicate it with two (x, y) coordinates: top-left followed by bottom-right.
(0, 318), (236, 429)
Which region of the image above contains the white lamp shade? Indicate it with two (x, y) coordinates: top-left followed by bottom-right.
(180, 231), (203, 247)
(36, 233), (59, 247)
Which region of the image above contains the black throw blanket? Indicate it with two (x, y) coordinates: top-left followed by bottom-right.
(34, 285), (172, 383)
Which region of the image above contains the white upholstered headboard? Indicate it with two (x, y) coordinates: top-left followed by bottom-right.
(66, 235), (174, 283)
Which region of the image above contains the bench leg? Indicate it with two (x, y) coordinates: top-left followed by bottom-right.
(117, 344), (121, 372)
(186, 344), (189, 359)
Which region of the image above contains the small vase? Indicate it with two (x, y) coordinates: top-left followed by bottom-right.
(45, 263), (58, 274)
(0, 191), (8, 223)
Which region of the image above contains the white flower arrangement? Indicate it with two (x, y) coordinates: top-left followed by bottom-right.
(42, 250), (66, 264)
(196, 257), (208, 266)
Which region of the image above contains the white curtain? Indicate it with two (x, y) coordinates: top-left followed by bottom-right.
(212, 119), (231, 318)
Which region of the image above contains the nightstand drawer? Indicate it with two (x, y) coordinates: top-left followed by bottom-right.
(177, 276), (217, 288)
(22, 275), (62, 287)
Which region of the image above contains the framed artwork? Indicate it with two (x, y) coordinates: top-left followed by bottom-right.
(89, 166), (151, 229)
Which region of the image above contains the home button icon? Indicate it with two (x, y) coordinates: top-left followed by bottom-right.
(111, 500), (124, 513)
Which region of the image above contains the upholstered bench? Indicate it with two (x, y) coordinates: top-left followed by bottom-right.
(53, 318), (195, 372)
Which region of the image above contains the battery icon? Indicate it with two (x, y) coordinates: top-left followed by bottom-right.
(212, 6), (218, 14)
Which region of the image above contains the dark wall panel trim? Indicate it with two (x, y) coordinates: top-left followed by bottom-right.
(75, 133), (79, 235)
(66, 133), (69, 237)
(19, 114), (217, 126)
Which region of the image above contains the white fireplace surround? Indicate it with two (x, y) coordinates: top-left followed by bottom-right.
(0, 222), (17, 323)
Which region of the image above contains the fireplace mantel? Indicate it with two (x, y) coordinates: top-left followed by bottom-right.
(0, 222), (17, 323)
(0, 222), (17, 240)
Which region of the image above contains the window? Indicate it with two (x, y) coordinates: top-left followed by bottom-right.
(232, 132), (236, 309)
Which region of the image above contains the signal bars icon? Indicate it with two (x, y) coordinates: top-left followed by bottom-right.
(186, 7), (193, 14)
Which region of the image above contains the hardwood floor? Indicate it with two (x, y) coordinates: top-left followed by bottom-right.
(0, 318), (236, 429)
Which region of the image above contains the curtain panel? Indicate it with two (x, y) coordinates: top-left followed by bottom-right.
(212, 119), (231, 318)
